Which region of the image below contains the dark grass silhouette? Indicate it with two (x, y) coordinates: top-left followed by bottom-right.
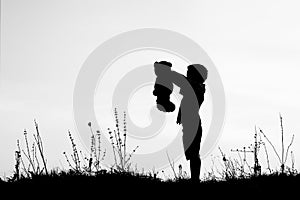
(1, 114), (298, 198)
(1, 169), (299, 198)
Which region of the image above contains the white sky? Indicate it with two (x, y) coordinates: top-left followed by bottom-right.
(1, 0), (300, 177)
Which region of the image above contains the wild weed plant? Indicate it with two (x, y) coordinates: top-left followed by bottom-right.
(7, 112), (299, 184)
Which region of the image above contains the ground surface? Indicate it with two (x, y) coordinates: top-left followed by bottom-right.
(1, 171), (298, 198)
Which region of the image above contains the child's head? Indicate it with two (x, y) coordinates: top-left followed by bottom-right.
(154, 61), (172, 77)
(187, 64), (208, 83)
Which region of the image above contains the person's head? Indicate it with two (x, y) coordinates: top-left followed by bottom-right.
(187, 64), (208, 83)
(154, 61), (172, 77)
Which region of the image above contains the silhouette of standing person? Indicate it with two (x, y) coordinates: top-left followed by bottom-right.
(153, 61), (208, 182)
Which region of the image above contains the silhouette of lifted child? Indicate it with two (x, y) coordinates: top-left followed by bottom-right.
(153, 61), (176, 112)
(153, 61), (207, 182)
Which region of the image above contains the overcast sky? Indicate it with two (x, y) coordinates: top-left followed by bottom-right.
(1, 0), (300, 177)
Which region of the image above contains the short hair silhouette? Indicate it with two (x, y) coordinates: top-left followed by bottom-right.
(187, 64), (208, 83)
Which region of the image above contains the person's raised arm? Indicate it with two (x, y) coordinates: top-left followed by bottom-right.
(168, 70), (187, 89)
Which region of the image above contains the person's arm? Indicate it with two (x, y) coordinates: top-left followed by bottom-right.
(168, 70), (186, 88)
(168, 70), (185, 125)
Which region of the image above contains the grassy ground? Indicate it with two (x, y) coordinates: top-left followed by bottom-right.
(1, 170), (298, 198)
(2, 115), (298, 198)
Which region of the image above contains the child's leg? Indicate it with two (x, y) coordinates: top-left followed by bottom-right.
(156, 95), (175, 112)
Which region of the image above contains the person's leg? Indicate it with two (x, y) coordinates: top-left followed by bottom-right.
(182, 118), (202, 182)
(190, 155), (201, 182)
